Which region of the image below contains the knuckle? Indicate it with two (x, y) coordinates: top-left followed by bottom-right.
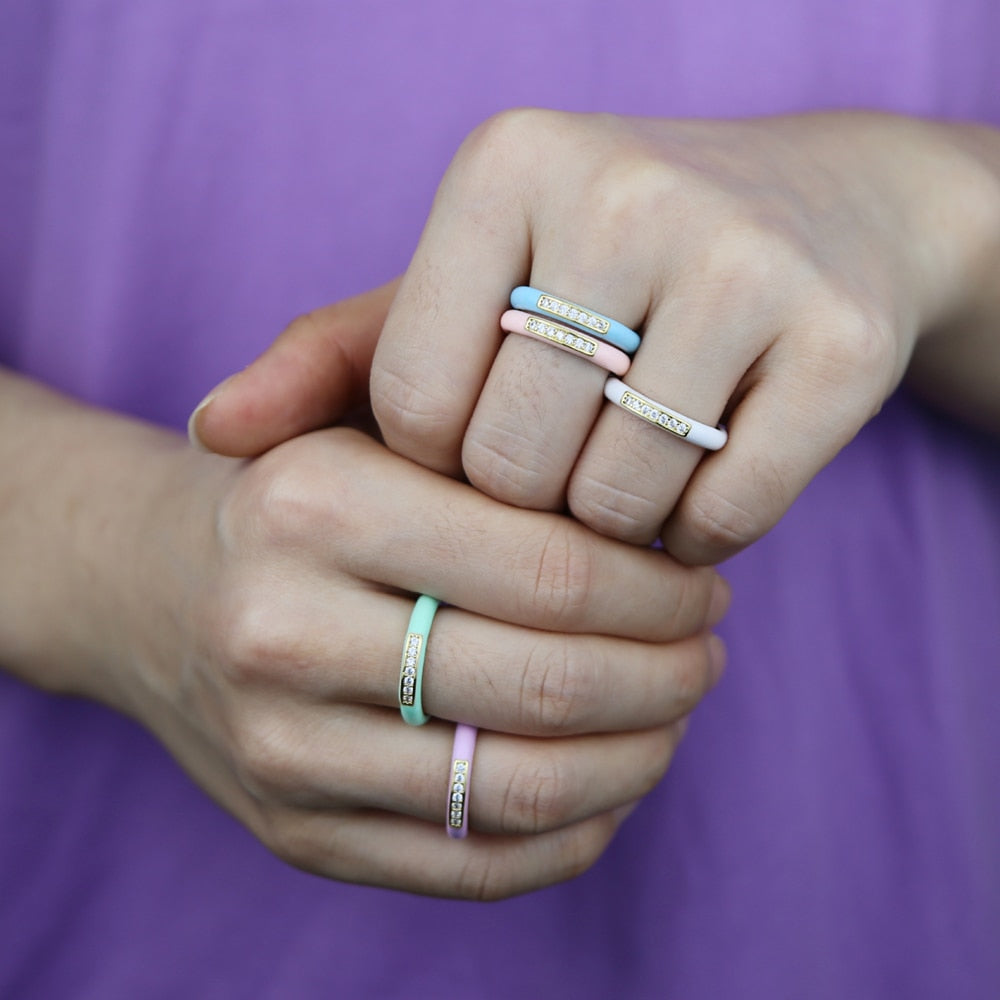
(521, 523), (596, 626)
(450, 107), (547, 187)
(462, 426), (556, 508)
(214, 594), (276, 686)
(567, 472), (662, 544)
(519, 637), (603, 733)
(213, 587), (302, 688)
(698, 217), (792, 285)
(229, 711), (302, 802)
(580, 150), (683, 244)
(450, 854), (511, 903)
(227, 440), (351, 551)
(802, 297), (897, 400)
(679, 482), (772, 561)
(534, 154), (685, 281)
(654, 568), (709, 640)
(498, 751), (578, 834)
(370, 359), (456, 449)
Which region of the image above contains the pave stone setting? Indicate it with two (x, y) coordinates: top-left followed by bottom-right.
(523, 315), (598, 357)
(620, 390), (692, 438)
(535, 294), (612, 336)
(399, 633), (422, 707)
(449, 759), (470, 831)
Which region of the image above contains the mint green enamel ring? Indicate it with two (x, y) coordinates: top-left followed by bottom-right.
(398, 595), (440, 726)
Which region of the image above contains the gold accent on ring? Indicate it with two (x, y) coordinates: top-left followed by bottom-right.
(449, 759), (470, 830)
(399, 633), (422, 707)
(523, 315), (598, 357)
(620, 390), (693, 438)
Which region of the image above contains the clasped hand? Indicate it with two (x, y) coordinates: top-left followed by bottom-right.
(186, 108), (997, 896)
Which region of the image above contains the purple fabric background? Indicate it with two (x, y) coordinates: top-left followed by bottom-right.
(1, 2), (998, 997)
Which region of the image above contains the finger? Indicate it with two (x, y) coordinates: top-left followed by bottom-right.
(458, 121), (665, 511)
(370, 113), (535, 476)
(564, 249), (775, 545)
(457, 118), (704, 515)
(461, 283), (646, 511)
(661, 314), (892, 564)
(241, 584), (725, 734)
(191, 279), (399, 456)
(229, 701), (684, 835)
(159, 685), (639, 900)
(419, 610), (726, 735)
(312, 430), (727, 641)
(263, 805), (629, 900)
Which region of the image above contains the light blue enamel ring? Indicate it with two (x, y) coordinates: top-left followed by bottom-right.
(510, 286), (641, 355)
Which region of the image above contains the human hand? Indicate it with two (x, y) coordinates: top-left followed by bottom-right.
(364, 109), (999, 563)
(119, 425), (727, 899)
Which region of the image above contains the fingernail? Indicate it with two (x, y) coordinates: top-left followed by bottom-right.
(186, 376), (233, 451)
(707, 575), (731, 626)
(186, 392), (215, 451)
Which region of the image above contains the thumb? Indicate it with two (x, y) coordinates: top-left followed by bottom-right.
(189, 279), (399, 457)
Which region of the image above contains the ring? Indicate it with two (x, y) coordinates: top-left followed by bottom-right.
(447, 723), (478, 839)
(510, 286), (641, 355)
(500, 309), (631, 375)
(604, 377), (728, 451)
(398, 595), (439, 726)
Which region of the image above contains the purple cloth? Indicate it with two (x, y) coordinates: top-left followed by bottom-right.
(1, 1), (999, 996)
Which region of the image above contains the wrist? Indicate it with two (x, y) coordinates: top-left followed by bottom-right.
(901, 121), (1000, 430)
(904, 119), (1000, 331)
(0, 371), (231, 715)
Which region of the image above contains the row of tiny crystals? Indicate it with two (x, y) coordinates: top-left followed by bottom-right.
(450, 760), (468, 827)
(524, 316), (597, 357)
(400, 634), (421, 705)
(536, 294), (611, 335)
(620, 391), (692, 437)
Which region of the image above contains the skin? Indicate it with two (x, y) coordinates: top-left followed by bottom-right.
(188, 110), (1000, 897)
(0, 353), (726, 900)
(196, 114), (1000, 567)
(361, 110), (1000, 563)
(10, 109), (998, 901)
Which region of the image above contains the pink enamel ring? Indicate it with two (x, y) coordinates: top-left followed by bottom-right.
(446, 724), (478, 839)
(500, 309), (631, 376)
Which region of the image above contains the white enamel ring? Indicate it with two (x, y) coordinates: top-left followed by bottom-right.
(603, 377), (727, 450)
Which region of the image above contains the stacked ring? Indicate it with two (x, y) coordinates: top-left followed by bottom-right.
(510, 286), (641, 355)
(500, 309), (631, 375)
(604, 377), (728, 450)
(398, 595), (440, 726)
(446, 723), (478, 839)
